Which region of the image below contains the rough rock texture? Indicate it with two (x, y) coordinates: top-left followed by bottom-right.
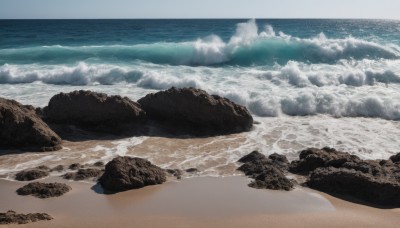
(43, 90), (146, 133)
(249, 167), (294, 191)
(390, 153), (400, 163)
(15, 169), (49, 181)
(63, 168), (103, 181)
(0, 98), (62, 151)
(0, 210), (53, 225)
(16, 182), (71, 198)
(138, 87), (253, 135)
(289, 147), (361, 174)
(99, 156), (166, 192)
(238, 151), (293, 191)
(307, 167), (400, 206)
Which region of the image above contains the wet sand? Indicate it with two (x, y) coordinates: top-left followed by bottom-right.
(1, 176), (400, 227)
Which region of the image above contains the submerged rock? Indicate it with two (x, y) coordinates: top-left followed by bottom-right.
(43, 90), (146, 133)
(138, 87), (253, 135)
(69, 163), (82, 170)
(51, 165), (64, 172)
(166, 169), (182, 179)
(0, 210), (53, 225)
(0, 97), (62, 151)
(17, 182), (71, 198)
(307, 167), (400, 206)
(15, 169), (49, 181)
(63, 168), (103, 181)
(99, 156), (166, 192)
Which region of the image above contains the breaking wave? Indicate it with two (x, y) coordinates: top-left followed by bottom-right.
(1, 20), (399, 66)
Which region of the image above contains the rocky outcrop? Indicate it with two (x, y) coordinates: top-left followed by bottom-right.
(99, 156), (166, 192)
(138, 87), (253, 135)
(63, 168), (103, 181)
(0, 98), (62, 151)
(16, 182), (71, 198)
(307, 167), (400, 206)
(15, 169), (49, 181)
(43, 90), (146, 133)
(289, 147), (361, 174)
(237, 151), (293, 191)
(0, 210), (53, 225)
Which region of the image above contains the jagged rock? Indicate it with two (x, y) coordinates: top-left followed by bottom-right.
(16, 182), (71, 198)
(0, 210), (53, 224)
(99, 156), (166, 192)
(15, 169), (49, 181)
(43, 90), (146, 133)
(238, 151), (293, 191)
(36, 165), (50, 171)
(238, 151), (266, 163)
(289, 147), (361, 173)
(249, 167), (294, 191)
(390, 152), (400, 163)
(307, 167), (400, 206)
(0, 97), (62, 151)
(138, 87), (253, 135)
(63, 168), (103, 181)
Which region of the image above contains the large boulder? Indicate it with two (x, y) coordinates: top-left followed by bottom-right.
(307, 167), (400, 206)
(43, 90), (146, 133)
(138, 87), (253, 135)
(0, 98), (62, 151)
(0, 210), (53, 225)
(16, 182), (71, 198)
(99, 156), (166, 192)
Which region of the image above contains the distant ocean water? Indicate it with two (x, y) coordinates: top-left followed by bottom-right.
(1, 19), (400, 176)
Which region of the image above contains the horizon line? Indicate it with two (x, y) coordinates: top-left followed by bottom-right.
(0, 17), (399, 21)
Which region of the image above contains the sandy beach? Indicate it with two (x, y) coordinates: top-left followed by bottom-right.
(0, 176), (399, 228)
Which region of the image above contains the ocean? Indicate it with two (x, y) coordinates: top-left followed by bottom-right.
(1, 19), (400, 176)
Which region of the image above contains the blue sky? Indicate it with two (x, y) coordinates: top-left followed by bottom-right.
(0, 0), (399, 19)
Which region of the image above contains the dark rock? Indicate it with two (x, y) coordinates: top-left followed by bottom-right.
(138, 87), (253, 135)
(63, 168), (103, 181)
(238, 151), (293, 191)
(43, 90), (146, 133)
(390, 153), (400, 163)
(0, 97), (62, 151)
(0, 210), (53, 224)
(249, 167), (294, 191)
(17, 182), (71, 198)
(238, 151), (266, 163)
(69, 163), (81, 170)
(307, 167), (400, 206)
(51, 165), (64, 172)
(268, 153), (290, 171)
(93, 161), (104, 167)
(99, 156), (166, 192)
(166, 169), (182, 179)
(15, 169), (49, 181)
(289, 147), (361, 174)
(185, 168), (199, 173)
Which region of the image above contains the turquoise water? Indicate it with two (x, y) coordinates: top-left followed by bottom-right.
(1, 19), (400, 119)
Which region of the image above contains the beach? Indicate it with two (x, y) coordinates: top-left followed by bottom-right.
(0, 175), (399, 228)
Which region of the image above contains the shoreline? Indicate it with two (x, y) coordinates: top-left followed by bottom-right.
(1, 176), (400, 227)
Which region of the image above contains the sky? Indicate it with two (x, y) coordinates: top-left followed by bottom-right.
(0, 0), (399, 19)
